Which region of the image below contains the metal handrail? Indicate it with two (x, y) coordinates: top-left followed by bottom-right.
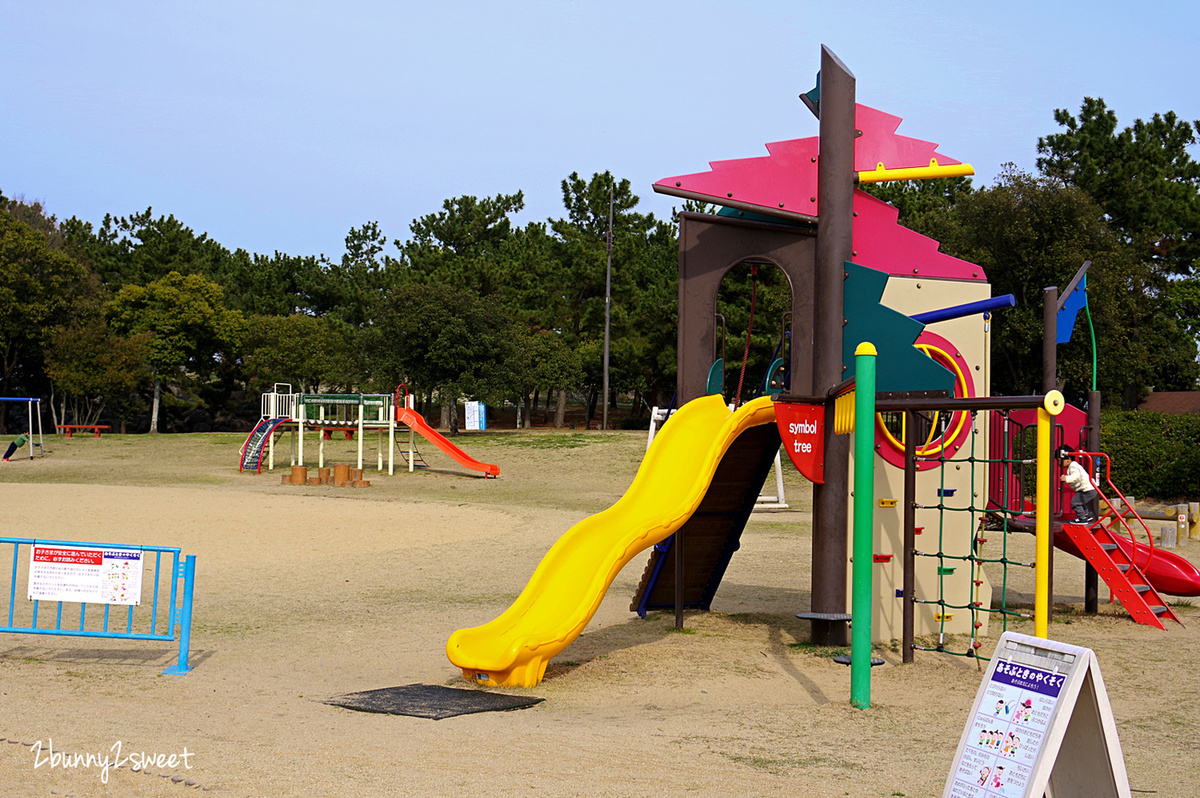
(393, 384), (411, 421)
(1075, 450), (1156, 572)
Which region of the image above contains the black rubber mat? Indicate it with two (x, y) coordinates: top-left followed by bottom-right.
(325, 683), (544, 720)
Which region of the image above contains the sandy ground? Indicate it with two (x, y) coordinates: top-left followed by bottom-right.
(0, 430), (1198, 797)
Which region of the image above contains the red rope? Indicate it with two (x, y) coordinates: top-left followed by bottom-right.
(734, 266), (758, 409)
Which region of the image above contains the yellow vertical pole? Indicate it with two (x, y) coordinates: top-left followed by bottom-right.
(1035, 391), (1065, 638)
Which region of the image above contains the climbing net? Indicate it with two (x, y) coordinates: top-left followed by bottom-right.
(903, 408), (1058, 662)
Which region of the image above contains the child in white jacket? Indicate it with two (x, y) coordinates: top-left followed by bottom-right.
(1057, 447), (1098, 523)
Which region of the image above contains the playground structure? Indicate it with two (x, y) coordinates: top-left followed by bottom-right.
(446, 46), (1200, 692)
(447, 46), (1012, 686)
(239, 383), (498, 479)
(1, 397), (45, 459)
(644, 47), (1198, 648)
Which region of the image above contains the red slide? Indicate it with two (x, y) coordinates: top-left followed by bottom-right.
(1054, 527), (1200, 597)
(396, 407), (499, 478)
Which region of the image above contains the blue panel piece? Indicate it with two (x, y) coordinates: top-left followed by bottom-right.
(634, 536), (674, 618)
(1056, 275), (1088, 345)
(842, 262), (955, 393)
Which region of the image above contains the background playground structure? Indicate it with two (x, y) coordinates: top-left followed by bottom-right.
(0, 397), (45, 460)
(239, 383), (498, 479)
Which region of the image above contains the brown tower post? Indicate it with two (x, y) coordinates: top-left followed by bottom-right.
(809, 46), (855, 646)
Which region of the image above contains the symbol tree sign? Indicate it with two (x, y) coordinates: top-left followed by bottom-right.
(28, 545), (143, 606)
(776, 402), (824, 484)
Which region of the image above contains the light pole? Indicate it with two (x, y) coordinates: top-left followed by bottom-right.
(602, 183), (613, 431)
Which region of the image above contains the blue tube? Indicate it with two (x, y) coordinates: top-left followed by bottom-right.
(911, 294), (1015, 325)
(162, 555), (196, 675)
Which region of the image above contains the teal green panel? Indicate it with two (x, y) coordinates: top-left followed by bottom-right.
(706, 359), (725, 396)
(715, 206), (811, 227)
(764, 358), (786, 395)
(842, 261), (954, 393)
(801, 72), (821, 116)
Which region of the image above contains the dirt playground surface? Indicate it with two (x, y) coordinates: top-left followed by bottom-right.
(1, 430), (1198, 796)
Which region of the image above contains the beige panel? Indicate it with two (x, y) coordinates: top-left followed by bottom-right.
(845, 276), (999, 644)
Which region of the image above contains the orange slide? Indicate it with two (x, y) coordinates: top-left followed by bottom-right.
(396, 406), (499, 478)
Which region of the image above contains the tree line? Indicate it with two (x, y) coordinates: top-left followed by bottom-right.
(1, 171), (679, 434)
(2, 98), (1198, 434)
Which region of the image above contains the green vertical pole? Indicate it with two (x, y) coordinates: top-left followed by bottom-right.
(851, 342), (877, 709)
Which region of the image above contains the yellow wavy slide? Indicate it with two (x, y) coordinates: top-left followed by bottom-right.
(446, 394), (778, 687)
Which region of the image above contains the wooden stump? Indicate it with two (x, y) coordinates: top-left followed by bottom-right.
(333, 464), (351, 487)
(290, 466), (308, 486)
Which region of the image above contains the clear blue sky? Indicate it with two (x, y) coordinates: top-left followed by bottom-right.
(5, 1), (1198, 260)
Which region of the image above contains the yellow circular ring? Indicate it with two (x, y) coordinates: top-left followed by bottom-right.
(876, 342), (972, 458)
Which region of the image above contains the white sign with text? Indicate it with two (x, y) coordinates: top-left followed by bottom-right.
(28, 545), (143, 606)
(944, 632), (1130, 798)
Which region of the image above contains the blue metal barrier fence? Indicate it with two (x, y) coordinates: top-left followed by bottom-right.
(1, 537), (196, 675)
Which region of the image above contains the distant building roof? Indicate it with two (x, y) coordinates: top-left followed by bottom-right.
(1138, 391), (1200, 415)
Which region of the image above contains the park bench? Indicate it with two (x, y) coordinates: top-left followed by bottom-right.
(58, 424), (111, 438)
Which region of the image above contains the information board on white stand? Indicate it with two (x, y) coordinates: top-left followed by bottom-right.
(464, 401), (486, 431)
(944, 632), (1130, 798)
